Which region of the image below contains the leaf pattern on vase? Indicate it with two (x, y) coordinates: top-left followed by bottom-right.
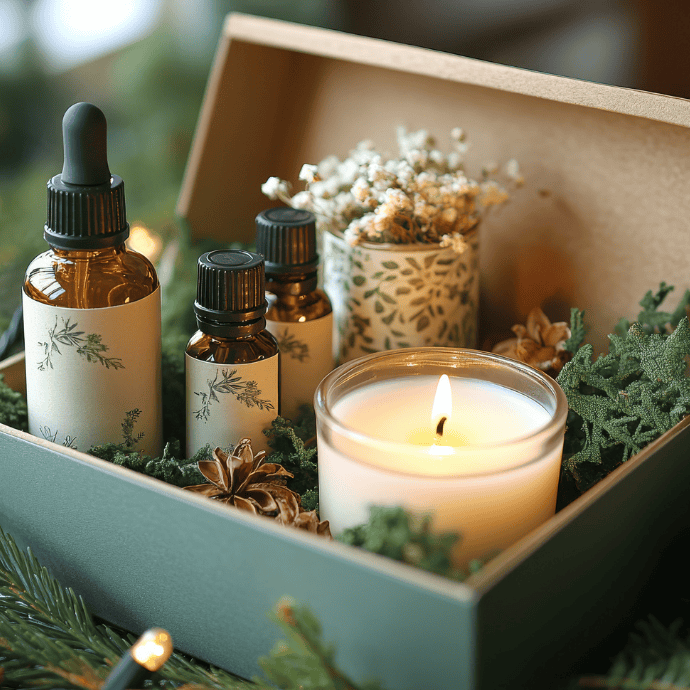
(324, 231), (479, 362)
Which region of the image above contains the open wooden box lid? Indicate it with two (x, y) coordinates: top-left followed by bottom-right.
(178, 13), (690, 353)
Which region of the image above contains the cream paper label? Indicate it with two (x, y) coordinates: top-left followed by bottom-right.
(266, 313), (334, 420)
(23, 288), (163, 456)
(186, 353), (278, 456)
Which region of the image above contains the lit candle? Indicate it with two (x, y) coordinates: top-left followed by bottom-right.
(315, 349), (568, 565)
(406, 374), (469, 451)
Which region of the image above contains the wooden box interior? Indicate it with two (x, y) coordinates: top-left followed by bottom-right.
(178, 13), (690, 353)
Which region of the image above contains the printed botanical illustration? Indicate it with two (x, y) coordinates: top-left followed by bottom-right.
(37, 408), (144, 451)
(38, 426), (77, 449)
(121, 408), (144, 449)
(276, 328), (310, 362)
(194, 368), (275, 422)
(37, 317), (125, 371)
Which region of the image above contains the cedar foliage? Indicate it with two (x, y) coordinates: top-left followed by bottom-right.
(337, 506), (478, 582)
(557, 285), (690, 491)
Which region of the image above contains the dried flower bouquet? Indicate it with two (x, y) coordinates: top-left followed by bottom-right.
(263, 127), (518, 254)
(263, 127), (519, 362)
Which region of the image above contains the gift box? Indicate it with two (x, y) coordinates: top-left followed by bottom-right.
(3, 14), (690, 690)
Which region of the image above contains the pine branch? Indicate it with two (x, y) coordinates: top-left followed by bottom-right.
(574, 618), (690, 690)
(578, 677), (690, 689)
(257, 598), (384, 690)
(0, 525), (255, 689)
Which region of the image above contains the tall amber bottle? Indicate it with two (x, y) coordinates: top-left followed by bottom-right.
(23, 102), (162, 455)
(255, 208), (333, 419)
(185, 250), (279, 456)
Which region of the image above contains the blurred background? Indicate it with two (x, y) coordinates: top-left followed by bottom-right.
(0, 0), (684, 345)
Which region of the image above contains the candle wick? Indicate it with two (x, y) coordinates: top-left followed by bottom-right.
(435, 416), (447, 437)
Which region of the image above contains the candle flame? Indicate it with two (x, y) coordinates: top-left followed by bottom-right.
(431, 375), (452, 434)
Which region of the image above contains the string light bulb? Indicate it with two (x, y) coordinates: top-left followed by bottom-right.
(102, 627), (173, 690)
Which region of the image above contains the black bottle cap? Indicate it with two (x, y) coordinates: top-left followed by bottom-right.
(44, 102), (129, 250)
(255, 207), (318, 275)
(194, 250), (267, 329)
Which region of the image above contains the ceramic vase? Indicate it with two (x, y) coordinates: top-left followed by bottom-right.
(322, 230), (479, 363)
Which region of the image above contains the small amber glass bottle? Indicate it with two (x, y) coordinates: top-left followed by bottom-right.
(185, 250), (279, 456)
(22, 102), (162, 455)
(255, 207), (333, 419)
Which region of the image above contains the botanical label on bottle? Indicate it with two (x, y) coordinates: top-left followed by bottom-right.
(185, 353), (279, 457)
(266, 313), (334, 420)
(22, 288), (163, 456)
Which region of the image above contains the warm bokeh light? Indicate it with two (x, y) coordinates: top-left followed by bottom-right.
(31, 0), (163, 71)
(127, 223), (163, 263)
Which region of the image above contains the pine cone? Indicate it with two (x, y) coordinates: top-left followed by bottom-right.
(184, 439), (300, 522)
(493, 307), (571, 375)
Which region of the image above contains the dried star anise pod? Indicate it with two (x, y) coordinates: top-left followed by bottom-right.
(184, 438), (299, 521)
(292, 510), (332, 538)
(184, 438), (331, 536)
(492, 307), (571, 375)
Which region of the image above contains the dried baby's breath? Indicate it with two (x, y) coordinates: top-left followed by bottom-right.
(262, 128), (515, 253)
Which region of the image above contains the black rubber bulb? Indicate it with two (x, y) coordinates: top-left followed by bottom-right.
(60, 102), (111, 186)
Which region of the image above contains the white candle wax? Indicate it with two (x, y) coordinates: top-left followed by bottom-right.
(334, 377), (551, 469)
(317, 372), (566, 565)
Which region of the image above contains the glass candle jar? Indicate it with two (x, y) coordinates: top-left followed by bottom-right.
(315, 348), (568, 565)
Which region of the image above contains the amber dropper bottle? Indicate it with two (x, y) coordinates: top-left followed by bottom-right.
(256, 207), (333, 419)
(23, 102), (162, 455)
(185, 250), (279, 456)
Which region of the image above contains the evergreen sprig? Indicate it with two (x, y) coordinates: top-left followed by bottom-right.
(615, 282), (690, 336)
(563, 307), (587, 353)
(257, 598), (384, 690)
(577, 617), (690, 689)
(0, 525), (259, 689)
(557, 286), (690, 491)
(338, 507), (479, 582)
(88, 438), (208, 487)
(0, 525), (385, 690)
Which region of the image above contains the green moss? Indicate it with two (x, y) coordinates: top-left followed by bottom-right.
(0, 374), (28, 431)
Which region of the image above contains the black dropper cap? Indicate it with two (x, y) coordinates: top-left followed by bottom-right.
(255, 207), (318, 275)
(44, 102), (129, 250)
(194, 250), (267, 335)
